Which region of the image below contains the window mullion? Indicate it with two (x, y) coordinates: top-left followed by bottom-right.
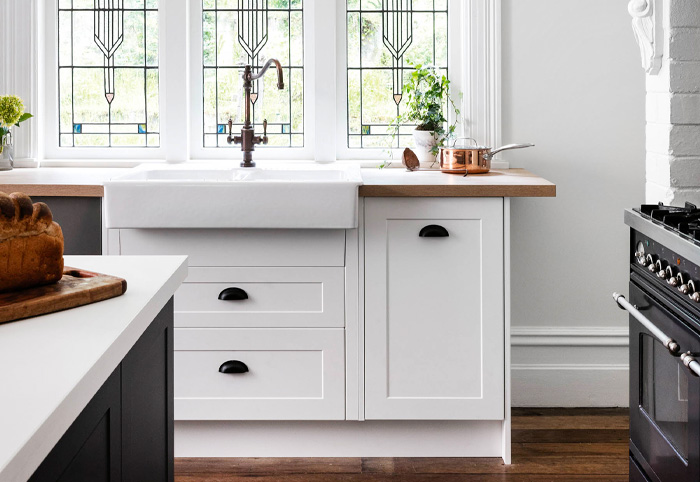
(162, 0), (190, 162)
(311, 0), (337, 162)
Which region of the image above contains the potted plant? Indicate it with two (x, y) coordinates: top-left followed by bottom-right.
(392, 64), (459, 168)
(0, 95), (33, 170)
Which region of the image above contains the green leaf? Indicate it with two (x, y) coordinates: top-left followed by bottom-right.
(14, 112), (33, 126)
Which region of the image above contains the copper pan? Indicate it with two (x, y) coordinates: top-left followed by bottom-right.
(439, 138), (534, 174)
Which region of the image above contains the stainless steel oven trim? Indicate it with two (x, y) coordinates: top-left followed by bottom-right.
(625, 209), (700, 266)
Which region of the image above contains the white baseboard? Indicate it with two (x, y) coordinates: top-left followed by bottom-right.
(175, 420), (505, 458)
(511, 326), (629, 407)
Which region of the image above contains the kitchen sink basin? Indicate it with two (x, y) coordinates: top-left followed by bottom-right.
(104, 164), (363, 229)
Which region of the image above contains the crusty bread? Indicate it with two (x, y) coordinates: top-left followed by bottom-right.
(0, 192), (64, 292)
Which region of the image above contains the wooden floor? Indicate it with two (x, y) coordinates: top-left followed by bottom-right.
(174, 408), (629, 481)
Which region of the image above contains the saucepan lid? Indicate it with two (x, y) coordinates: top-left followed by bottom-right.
(438, 137), (490, 150)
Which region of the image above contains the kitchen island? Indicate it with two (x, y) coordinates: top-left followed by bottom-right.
(0, 255), (187, 482)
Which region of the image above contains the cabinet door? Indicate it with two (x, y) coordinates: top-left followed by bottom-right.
(29, 369), (122, 482)
(121, 298), (174, 481)
(364, 198), (504, 420)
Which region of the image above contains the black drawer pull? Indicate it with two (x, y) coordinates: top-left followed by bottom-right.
(219, 360), (249, 374)
(218, 287), (249, 301)
(419, 225), (449, 238)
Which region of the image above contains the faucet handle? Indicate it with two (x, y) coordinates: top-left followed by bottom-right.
(226, 118), (235, 144)
(262, 119), (268, 145)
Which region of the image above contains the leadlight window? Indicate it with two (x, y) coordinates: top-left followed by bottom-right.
(202, 0), (304, 148)
(346, 0), (448, 149)
(58, 0), (159, 147)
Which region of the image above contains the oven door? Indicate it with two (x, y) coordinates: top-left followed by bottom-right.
(629, 274), (700, 482)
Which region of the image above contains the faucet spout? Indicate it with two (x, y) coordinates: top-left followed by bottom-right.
(227, 58), (286, 168)
(249, 58), (285, 90)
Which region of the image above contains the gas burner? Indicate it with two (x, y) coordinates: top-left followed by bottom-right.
(637, 202), (700, 244)
(639, 202), (699, 220)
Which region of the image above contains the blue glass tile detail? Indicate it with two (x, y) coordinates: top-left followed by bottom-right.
(138, 124), (147, 134)
(282, 124), (291, 134)
(361, 125), (370, 135)
(73, 124), (82, 134)
(218, 124), (226, 134)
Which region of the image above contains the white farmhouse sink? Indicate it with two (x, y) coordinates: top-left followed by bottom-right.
(104, 164), (363, 229)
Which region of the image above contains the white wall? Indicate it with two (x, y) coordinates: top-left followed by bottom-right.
(502, 0), (646, 406)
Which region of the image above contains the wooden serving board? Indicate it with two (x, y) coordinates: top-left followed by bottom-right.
(0, 267), (127, 324)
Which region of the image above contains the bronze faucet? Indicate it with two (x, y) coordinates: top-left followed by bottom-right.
(227, 58), (285, 168)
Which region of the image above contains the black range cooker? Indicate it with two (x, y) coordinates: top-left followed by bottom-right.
(616, 203), (700, 482)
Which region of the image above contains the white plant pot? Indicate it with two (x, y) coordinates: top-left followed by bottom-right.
(412, 129), (439, 169)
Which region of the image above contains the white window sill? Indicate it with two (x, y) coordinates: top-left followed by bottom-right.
(30, 158), (511, 170)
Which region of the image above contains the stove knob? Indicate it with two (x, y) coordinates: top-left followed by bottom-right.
(635, 251), (648, 266)
(667, 267), (679, 286)
(656, 261), (667, 278)
(689, 281), (699, 302)
(646, 255), (658, 272)
(680, 282), (691, 295)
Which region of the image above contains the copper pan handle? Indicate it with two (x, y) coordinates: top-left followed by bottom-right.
(485, 143), (534, 160)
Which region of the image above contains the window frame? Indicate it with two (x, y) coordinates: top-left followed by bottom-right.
(28, 0), (501, 165)
(41, 0), (177, 162)
(188, 0), (315, 161)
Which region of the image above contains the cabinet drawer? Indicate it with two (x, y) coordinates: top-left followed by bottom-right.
(118, 228), (346, 267)
(174, 267), (345, 328)
(174, 328), (345, 420)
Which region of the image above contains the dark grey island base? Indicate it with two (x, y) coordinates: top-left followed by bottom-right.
(31, 197), (102, 255)
(30, 299), (174, 482)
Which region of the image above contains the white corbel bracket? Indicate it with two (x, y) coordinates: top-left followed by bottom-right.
(628, 0), (663, 75)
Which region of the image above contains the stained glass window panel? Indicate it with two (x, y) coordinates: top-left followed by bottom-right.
(203, 0), (304, 148)
(347, 0), (448, 148)
(58, 0), (159, 147)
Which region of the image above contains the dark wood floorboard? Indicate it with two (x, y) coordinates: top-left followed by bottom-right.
(175, 408), (629, 481)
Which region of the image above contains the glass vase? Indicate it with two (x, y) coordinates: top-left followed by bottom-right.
(0, 130), (14, 171)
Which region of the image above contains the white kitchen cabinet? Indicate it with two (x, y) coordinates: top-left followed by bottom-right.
(364, 198), (505, 420)
(174, 267), (345, 328)
(117, 228), (345, 267)
(174, 328), (345, 420)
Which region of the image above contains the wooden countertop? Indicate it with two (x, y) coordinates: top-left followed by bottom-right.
(0, 167), (555, 198)
(0, 168), (130, 197)
(359, 168), (556, 197)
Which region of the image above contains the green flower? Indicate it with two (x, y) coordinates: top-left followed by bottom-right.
(0, 96), (25, 127)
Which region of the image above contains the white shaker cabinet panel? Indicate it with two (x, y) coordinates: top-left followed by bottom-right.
(364, 198), (505, 420)
(174, 267), (345, 328)
(118, 228), (346, 267)
(174, 328), (345, 420)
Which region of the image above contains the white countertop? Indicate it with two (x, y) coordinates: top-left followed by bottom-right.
(0, 255), (188, 482)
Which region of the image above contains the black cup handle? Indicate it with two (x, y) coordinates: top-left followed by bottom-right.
(219, 360), (249, 374)
(218, 287), (248, 301)
(419, 225), (449, 238)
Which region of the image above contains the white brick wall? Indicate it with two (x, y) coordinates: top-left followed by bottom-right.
(645, 0), (700, 205)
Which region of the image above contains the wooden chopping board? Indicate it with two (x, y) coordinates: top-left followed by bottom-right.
(0, 267), (127, 324)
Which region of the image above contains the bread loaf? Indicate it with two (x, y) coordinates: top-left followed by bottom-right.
(0, 192), (64, 292)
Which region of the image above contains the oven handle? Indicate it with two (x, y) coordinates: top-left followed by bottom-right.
(613, 292), (681, 356)
(681, 352), (700, 377)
